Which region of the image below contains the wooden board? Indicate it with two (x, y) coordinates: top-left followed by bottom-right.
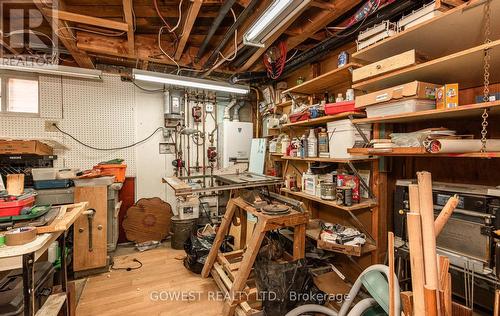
(352, 100), (500, 124)
(122, 197), (173, 243)
(74, 186), (108, 272)
(35, 293), (66, 316)
(353, 39), (500, 91)
(283, 63), (362, 95)
(36, 202), (88, 234)
(281, 112), (365, 128)
(353, 49), (420, 82)
(280, 156), (375, 163)
(353, 0), (500, 62)
(163, 176), (192, 194)
(281, 188), (377, 211)
(348, 147), (500, 158)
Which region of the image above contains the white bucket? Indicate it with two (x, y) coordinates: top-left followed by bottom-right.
(327, 120), (372, 158)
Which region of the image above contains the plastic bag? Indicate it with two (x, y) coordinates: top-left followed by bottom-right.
(183, 233), (233, 274)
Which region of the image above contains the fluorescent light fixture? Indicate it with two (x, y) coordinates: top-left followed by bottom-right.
(0, 59), (102, 80)
(132, 69), (250, 95)
(243, 0), (311, 47)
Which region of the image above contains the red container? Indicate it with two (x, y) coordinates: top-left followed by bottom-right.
(93, 164), (127, 182)
(289, 112), (310, 123)
(325, 101), (361, 115)
(0, 196), (35, 217)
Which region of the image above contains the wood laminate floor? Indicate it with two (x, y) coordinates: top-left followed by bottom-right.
(76, 245), (223, 316)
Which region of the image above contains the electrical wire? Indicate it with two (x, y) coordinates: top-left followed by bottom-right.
(326, 0), (381, 38)
(170, 0), (184, 33)
(111, 258), (143, 271)
(153, 0), (178, 42)
(217, 9), (238, 62)
(158, 26), (181, 75)
(131, 80), (164, 93)
(54, 124), (164, 151)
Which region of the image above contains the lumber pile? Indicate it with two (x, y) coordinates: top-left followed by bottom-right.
(403, 171), (460, 316)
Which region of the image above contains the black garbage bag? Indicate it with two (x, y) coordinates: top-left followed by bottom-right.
(254, 236), (326, 316)
(183, 233), (233, 274)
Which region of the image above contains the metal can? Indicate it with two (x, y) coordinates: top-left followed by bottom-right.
(321, 181), (335, 200)
(336, 186), (353, 206)
(338, 51), (349, 67)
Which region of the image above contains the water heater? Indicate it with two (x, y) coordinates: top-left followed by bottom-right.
(218, 121), (253, 168)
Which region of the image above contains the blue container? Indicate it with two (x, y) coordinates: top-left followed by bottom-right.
(33, 179), (73, 190)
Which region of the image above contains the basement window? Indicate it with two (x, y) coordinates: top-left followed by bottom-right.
(0, 74), (39, 115)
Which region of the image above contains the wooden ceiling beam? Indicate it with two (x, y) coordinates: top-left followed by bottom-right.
(42, 8), (129, 31)
(0, 39), (21, 55)
(122, 0), (135, 53)
(33, 1), (94, 68)
(76, 32), (204, 68)
(174, 0), (203, 60)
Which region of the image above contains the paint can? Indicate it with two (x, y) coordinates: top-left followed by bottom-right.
(171, 216), (197, 250)
(336, 186), (353, 206)
(321, 181), (336, 200)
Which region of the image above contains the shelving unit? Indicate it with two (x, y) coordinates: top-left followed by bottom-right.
(348, 147), (500, 158)
(352, 101), (500, 124)
(353, 39), (500, 91)
(281, 112), (365, 128)
(281, 188), (377, 211)
(353, 0), (500, 62)
(283, 63), (362, 95)
(275, 100), (293, 108)
(280, 156), (375, 163)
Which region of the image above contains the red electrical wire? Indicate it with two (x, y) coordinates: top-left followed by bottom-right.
(263, 41), (287, 80)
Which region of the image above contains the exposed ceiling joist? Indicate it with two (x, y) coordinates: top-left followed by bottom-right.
(122, 0), (135, 53)
(43, 8), (129, 31)
(33, 0), (95, 69)
(174, 0), (203, 60)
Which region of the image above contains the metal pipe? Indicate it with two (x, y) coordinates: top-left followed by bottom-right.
(197, 0), (238, 60)
(203, 0), (260, 69)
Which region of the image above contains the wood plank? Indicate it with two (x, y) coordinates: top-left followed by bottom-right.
(174, 0), (203, 60)
(122, 0), (135, 53)
(281, 188), (377, 211)
(292, 224), (306, 260)
(35, 293), (66, 316)
(348, 147), (500, 158)
(353, 39), (500, 91)
(36, 202), (88, 234)
(280, 156), (375, 163)
(43, 9), (129, 31)
(352, 101), (500, 124)
(353, 0), (500, 62)
(352, 50), (420, 82)
(73, 186), (108, 271)
(281, 111), (365, 128)
(33, 1), (94, 68)
(283, 63), (362, 95)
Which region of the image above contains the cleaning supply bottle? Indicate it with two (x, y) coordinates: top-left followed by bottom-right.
(318, 128), (329, 157)
(301, 134), (308, 158)
(307, 129), (317, 158)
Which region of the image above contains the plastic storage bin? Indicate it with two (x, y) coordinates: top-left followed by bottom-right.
(33, 179), (73, 190)
(0, 196), (35, 217)
(327, 120), (372, 159)
(93, 164), (127, 182)
(31, 168), (56, 181)
(365, 99), (435, 118)
(325, 101), (360, 115)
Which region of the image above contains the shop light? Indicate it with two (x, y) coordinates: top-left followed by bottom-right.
(0, 59), (102, 80)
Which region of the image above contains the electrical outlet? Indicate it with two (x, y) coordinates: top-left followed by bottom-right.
(44, 120), (59, 132)
(205, 103), (214, 113)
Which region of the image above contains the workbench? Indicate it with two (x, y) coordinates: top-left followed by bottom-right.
(0, 202), (88, 316)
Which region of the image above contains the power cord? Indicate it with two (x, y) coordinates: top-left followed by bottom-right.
(110, 258), (143, 271)
(53, 123), (163, 151)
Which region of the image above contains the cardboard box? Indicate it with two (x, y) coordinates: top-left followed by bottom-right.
(0, 140), (53, 155)
(355, 81), (439, 108)
(437, 83), (459, 109)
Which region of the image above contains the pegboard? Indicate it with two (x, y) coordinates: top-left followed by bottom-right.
(0, 73), (137, 176)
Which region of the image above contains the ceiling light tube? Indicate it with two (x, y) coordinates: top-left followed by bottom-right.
(0, 59), (102, 80)
(132, 69), (250, 94)
(243, 0), (311, 47)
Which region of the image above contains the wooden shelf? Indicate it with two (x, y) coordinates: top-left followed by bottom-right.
(281, 112), (365, 128)
(281, 188), (377, 211)
(353, 39), (500, 92)
(281, 156), (375, 163)
(276, 100), (293, 108)
(353, 0), (500, 62)
(348, 147), (500, 158)
(352, 101), (500, 124)
(283, 63), (362, 95)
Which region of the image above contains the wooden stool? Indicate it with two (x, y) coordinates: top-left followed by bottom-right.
(201, 197), (309, 316)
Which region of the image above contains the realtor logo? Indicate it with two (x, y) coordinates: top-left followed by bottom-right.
(0, 0), (59, 65)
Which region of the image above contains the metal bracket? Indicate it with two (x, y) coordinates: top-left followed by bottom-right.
(347, 161), (375, 199)
(349, 114), (370, 147)
(347, 210), (376, 245)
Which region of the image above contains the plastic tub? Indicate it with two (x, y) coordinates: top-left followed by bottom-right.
(365, 99), (435, 118)
(327, 120), (372, 159)
(31, 168), (56, 181)
(93, 164), (127, 182)
(33, 179), (73, 190)
(0, 196), (35, 217)
(73, 176), (115, 187)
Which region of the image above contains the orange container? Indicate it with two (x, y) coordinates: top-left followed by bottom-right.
(94, 164), (127, 182)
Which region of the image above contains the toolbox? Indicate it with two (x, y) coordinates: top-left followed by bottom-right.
(33, 179), (73, 190)
(0, 261), (55, 316)
(0, 196), (36, 217)
(35, 187), (74, 206)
